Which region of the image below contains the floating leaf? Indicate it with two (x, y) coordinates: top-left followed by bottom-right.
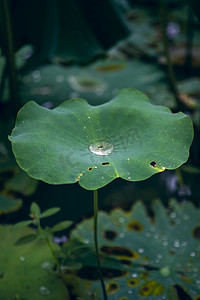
(0, 193), (22, 214)
(9, 89), (193, 190)
(0, 225), (70, 299)
(5, 168), (38, 196)
(19, 59), (167, 107)
(69, 199), (200, 299)
(40, 207), (61, 219)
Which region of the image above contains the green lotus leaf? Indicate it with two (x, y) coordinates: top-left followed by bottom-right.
(69, 199), (200, 299)
(9, 89), (193, 190)
(0, 225), (70, 300)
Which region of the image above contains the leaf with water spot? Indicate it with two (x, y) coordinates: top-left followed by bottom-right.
(9, 89), (193, 190)
(67, 199), (200, 299)
(0, 225), (70, 300)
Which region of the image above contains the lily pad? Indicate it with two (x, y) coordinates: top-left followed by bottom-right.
(18, 59), (167, 107)
(68, 199), (200, 299)
(0, 194), (22, 214)
(0, 225), (70, 300)
(5, 168), (38, 196)
(9, 89), (193, 190)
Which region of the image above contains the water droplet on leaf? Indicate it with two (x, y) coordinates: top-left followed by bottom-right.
(89, 141), (113, 156)
(119, 217), (125, 223)
(137, 248), (144, 253)
(19, 256), (25, 261)
(160, 266), (171, 277)
(162, 241), (168, 246)
(41, 262), (52, 270)
(170, 212), (176, 219)
(39, 286), (50, 296)
(173, 240), (180, 248)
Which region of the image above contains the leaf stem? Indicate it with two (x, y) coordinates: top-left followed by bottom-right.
(0, 0), (19, 114)
(93, 189), (107, 300)
(45, 236), (61, 270)
(38, 224), (61, 270)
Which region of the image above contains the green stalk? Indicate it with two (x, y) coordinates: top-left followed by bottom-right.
(0, 0), (19, 113)
(38, 224), (61, 270)
(94, 189), (107, 300)
(45, 236), (61, 271)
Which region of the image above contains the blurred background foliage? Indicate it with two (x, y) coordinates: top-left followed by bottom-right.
(0, 0), (200, 299)
(0, 0), (200, 221)
(0, 0), (200, 243)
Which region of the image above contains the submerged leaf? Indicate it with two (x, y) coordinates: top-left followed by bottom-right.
(9, 89), (193, 190)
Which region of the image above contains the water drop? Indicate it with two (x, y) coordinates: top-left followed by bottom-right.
(173, 240), (180, 248)
(170, 212), (176, 219)
(39, 286), (50, 296)
(102, 176), (104, 180)
(88, 116), (91, 119)
(83, 127), (86, 130)
(19, 256), (25, 261)
(119, 233), (125, 238)
(84, 239), (89, 244)
(89, 141), (113, 156)
(32, 70), (41, 82)
(119, 217), (125, 223)
(41, 262), (52, 270)
(160, 266), (171, 277)
(137, 248), (144, 253)
(162, 241), (168, 246)
(131, 273), (138, 278)
(128, 290), (133, 294)
(128, 177), (131, 180)
(190, 252), (196, 257)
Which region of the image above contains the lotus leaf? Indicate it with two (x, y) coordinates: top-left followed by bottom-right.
(0, 225), (69, 300)
(69, 199), (200, 299)
(9, 89), (193, 190)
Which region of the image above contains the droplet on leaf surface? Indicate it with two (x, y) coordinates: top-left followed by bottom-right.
(89, 140), (113, 156)
(39, 286), (50, 296)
